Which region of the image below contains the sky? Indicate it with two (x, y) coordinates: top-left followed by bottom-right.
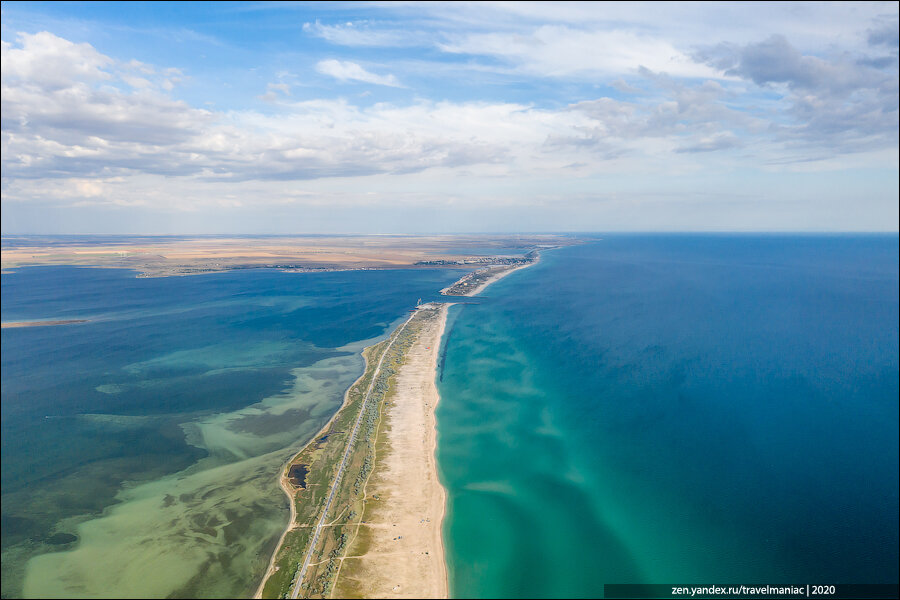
(1, 1), (898, 234)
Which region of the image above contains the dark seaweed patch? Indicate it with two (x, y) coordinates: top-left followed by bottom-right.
(45, 532), (77, 545)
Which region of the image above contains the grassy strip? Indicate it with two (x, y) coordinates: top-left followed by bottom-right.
(261, 309), (434, 599)
(259, 338), (387, 599)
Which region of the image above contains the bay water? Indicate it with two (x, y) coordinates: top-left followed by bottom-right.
(1, 264), (461, 598)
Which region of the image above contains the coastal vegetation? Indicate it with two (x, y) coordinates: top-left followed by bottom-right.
(261, 307), (439, 599)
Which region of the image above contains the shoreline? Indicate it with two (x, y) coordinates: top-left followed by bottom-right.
(253, 336), (385, 599)
(256, 305), (450, 598)
(432, 308), (451, 598)
(253, 378), (355, 598)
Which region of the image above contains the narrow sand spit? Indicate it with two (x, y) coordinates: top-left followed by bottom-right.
(331, 305), (450, 599)
(256, 261), (537, 598)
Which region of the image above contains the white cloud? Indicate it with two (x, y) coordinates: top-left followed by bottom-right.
(694, 35), (899, 153)
(303, 21), (431, 48)
(439, 25), (722, 79)
(1, 31), (212, 180)
(314, 59), (403, 87)
(1, 31), (112, 90)
(300, 3), (898, 86)
(258, 81), (291, 102)
(371, 2), (895, 56)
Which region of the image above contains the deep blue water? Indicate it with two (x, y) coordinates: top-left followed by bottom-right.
(1, 264), (462, 597)
(437, 235), (899, 597)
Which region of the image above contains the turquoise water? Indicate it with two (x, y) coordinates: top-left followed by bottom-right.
(1, 264), (462, 598)
(436, 236), (899, 597)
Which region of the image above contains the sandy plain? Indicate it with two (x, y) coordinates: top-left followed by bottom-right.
(1, 235), (569, 277)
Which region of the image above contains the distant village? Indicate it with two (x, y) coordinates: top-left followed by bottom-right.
(416, 250), (537, 267)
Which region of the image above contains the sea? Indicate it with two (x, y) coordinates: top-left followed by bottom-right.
(436, 235), (899, 597)
(2, 235), (898, 599)
(0, 262), (463, 598)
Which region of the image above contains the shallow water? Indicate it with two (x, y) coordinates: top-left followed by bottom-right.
(437, 235), (899, 597)
(1, 265), (461, 598)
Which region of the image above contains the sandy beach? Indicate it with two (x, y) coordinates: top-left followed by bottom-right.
(331, 305), (450, 599)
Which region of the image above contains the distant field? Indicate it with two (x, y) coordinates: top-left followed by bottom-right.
(1, 234), (576, 277)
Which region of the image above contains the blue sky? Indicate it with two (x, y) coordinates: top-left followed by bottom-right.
(1, 1), (898, 233)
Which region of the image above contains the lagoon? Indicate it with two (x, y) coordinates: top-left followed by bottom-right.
(1, 264), (461, 598)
